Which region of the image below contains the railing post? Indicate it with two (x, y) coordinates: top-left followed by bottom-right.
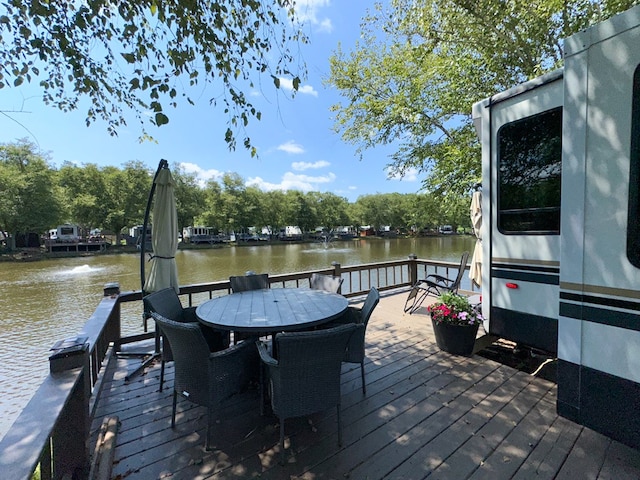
(408, 254), (418, 286)
(104, 282), (121, 350)
(331, 262), (342, 294)
(52, 349), (91, 479)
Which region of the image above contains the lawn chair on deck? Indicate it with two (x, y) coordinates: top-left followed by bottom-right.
(404, 252), (469, 315)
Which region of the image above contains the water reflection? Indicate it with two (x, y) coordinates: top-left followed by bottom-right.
(0, 236), (474, 440)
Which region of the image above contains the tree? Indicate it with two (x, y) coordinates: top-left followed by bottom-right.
(101, 161), (152, 243)
(198, 179), (225, 231)
(171, 164), (206, 233)
(0, 1), (307, 152)
(313, 192), (350, 229)
(0, 139), (62, 247)
(327, 0), (638, 199)
(57, 162), (110, 231)
(261, 190), (288, 235)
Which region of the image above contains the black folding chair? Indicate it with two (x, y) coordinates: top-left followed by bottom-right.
(404, 252), (469, 314)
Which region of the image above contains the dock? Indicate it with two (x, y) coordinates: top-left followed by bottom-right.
(91, 290), (640, 479)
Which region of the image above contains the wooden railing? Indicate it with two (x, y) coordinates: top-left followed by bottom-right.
(0, 255), (474, 479)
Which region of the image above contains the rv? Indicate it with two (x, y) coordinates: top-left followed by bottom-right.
(48, 224), (81, 243)
(182, 226), (217, 244)
(278, 226), (303, 241)
(472, 5), (640, 449)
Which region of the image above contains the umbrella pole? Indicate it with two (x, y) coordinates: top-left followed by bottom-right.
(125, 159), (169, 382)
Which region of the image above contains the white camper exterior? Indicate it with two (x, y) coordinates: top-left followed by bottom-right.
(182, 226), (216, 244)
(49, 224), (81, 242)
(472, 5), (640, 449)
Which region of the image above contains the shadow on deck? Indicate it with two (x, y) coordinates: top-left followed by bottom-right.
(91, 290), (640, 479)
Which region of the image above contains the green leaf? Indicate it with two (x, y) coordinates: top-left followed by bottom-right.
(155, 112), (169, 125)
(121, 53), (136, 64)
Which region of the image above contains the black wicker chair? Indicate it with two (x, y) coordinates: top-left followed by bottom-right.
(150, 312), (259, 450)
(256, 323), (358, 464)
(331, 286), (380, 394)
(309, 273), (344, 293)
(143, 288), (230, 391)
(229, 273), (269, 293)
(229, 273), (269, 344)
(404, 252), (469, 314)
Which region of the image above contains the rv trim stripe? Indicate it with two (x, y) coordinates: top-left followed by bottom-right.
(492, 257), (560, 268)
(560, 281), (640, 300)
(560, 285), (640, 331)
(492, 268), (560, 285)
(491, 259), (560, 285)
(560, 292), (640, 313)
(559, 302), (640, 331)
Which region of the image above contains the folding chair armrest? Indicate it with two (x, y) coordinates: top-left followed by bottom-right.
(425, 274), (454, 286)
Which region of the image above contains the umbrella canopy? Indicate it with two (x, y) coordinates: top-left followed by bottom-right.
(469, 190), (482, 288)
(144, 167), (179, 293)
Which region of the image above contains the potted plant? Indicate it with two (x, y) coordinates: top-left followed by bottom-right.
(427, 292), (483, 356)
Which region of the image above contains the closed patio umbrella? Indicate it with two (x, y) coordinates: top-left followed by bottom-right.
(469, 189), (482, 288)
(143, 163), (179, 294)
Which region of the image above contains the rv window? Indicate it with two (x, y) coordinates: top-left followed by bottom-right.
(497, 107), (562, 234)
(628, 64), (640, 268)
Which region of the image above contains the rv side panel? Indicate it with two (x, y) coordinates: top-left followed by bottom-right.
(474, 73), (564, 354)
(558, 4), (640, 450)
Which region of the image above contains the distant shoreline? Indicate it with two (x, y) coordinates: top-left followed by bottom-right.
(0, 233), (469, 262)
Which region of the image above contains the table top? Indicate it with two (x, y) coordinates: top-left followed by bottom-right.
(195, 288), (349, 332)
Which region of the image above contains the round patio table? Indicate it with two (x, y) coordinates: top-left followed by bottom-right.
(195, 288), (348, 334)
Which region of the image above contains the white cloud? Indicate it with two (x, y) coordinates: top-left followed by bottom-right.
(294, 0), (333, 33)
(292, 160), (330, 171)
(278, 77), (319, 97)
(348, 185), (357, 190)
(387, 167), (419, 182)
(277, 140), (305, 154)
(178, 162), (224, 187)
(247, 171), (336, 193)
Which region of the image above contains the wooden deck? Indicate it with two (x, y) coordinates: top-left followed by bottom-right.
(91, 290), (640, 479)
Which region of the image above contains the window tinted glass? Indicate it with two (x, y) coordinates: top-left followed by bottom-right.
(498, 107), (562, 234)
(628, 65), (640, 268)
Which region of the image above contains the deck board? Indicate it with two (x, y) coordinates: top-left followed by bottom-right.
(91, 290), (640, 480)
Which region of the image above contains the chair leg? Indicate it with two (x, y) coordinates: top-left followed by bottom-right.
(259, 361), (267, 416)
(360, 362), (366, 395)
(337, 404), (342, 447)
(205, 408), (213, 451)
(410, 289), (429, 314)
(159, 359), (166, 392)
(279, 418), (286, 465)
(404, 287), (418, 313)
(171, 390), (177, 428)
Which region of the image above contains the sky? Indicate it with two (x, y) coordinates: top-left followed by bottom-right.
(0, 0), (421, 203)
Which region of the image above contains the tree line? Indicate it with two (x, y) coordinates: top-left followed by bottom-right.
(0, 139), (471, 248)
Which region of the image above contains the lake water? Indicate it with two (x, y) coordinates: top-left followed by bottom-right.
(0, 235), (475, 440)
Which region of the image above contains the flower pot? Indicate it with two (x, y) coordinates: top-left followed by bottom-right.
(431, 318), (479, 356)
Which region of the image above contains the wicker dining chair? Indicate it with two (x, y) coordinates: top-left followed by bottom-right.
(309, 273), (344, 294)
(143, 288), (230, 391)
(229, 273), (269, 292)
(333, 286), (380, 394)
(256, 323), (358, 464)
(229, 273), (270, 344)
(150, 312), (259, 450)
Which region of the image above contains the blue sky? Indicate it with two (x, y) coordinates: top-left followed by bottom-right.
(0, 0), (420, 203)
